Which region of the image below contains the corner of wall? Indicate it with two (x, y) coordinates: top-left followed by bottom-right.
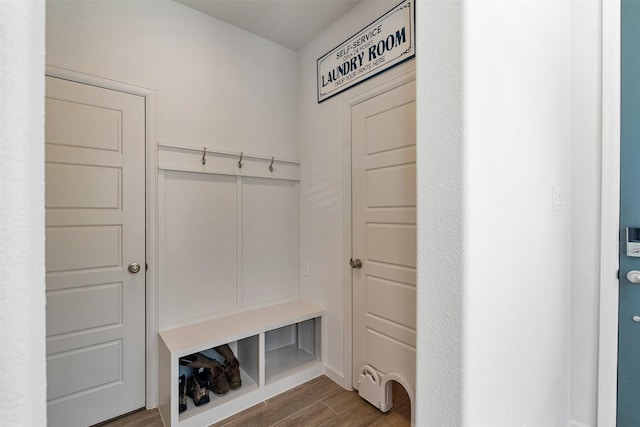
(323, 364), (347, 389)
(415, 0), (466, 425)
(569, 0), (604, 425)
(0, 1), (47, 425)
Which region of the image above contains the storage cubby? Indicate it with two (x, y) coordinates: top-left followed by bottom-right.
(265, 318), (321, 384)
(158, 301), (324, 427)
(177, 335), (260, 422)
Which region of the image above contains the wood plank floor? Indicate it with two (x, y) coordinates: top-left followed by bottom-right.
(97, 375), (411, 427)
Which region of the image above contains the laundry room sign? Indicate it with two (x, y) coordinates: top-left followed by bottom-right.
(317, 0), (415, 103)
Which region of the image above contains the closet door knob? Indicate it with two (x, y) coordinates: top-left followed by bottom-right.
(350, 258), (363, 269)
(128, 262), (141, 274)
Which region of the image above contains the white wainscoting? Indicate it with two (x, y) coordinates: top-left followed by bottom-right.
(158, 143), (300, 329)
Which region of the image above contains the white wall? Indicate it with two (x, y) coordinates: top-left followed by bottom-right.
(418, 1), (573, 425)
(570, 1), (602, 426)
(0, 1), (47, 426)
(46, 0), (298, 160)
(297, 0), (415, 384)
(415, 0), (465, 424)
(464, 1), (572, 425)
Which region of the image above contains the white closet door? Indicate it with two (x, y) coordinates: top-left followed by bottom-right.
(45, 76), (146, 426)
(352, 81), (417, 390)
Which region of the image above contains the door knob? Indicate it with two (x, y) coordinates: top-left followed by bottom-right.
(627, 270), (640, 284)
(350, 258), (363, 269)
(128, 262), (141, 274)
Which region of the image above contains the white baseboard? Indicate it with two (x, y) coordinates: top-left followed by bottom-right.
(568, 419), (591, 427)
(324, 363), (349, 389)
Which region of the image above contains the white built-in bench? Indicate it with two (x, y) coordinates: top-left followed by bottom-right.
(158, 300), (324, 427)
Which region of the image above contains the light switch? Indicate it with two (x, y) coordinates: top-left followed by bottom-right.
(553, 185), (564, 212)
(303, 261), (310, 277)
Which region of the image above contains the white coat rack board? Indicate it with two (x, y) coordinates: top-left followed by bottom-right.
(157, 142), (300, 181)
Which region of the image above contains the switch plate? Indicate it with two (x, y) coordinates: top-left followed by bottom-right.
(303, 261), (310, 277)
(553, 185), (564, 212)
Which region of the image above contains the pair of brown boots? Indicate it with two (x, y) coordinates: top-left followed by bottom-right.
(180, 344), (242, 401)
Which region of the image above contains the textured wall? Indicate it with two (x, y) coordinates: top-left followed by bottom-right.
(417, 0), (573, 425)
(416, 1), (465, 425)
(463, 1), (571, 425)
(0, 1), (47, 426)
(46, 0), (298, 160)
(468, 0), (572, 425)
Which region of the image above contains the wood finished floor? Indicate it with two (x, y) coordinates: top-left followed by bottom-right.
(97, 375), (411, 427)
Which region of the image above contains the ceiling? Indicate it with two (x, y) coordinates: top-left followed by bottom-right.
(174, 0), (361, 51)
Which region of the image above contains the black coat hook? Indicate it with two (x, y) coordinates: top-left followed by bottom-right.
(269, 157), (275, 172)
(201, 147), (207, 165)
(238, 152), (243, 169)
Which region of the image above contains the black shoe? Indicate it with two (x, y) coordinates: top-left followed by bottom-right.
(186, 370), (210, 406)
(178, 375), (187, 413)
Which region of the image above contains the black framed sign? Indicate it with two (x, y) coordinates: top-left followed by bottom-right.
(316, 0), (415, 103)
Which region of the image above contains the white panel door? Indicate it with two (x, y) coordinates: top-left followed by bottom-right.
(45, 76), (146, 427)
(352, 81), (416, 392)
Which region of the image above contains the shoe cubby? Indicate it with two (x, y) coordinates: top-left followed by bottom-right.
(158, 300), (324, 427)
(177, 335), (260, 422)
(265, 317), (321, 384)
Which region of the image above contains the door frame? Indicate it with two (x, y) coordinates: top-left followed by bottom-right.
(598, 0), (621, 425)
(44, 65), (159, 409)
(341, 67), (416, 390)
